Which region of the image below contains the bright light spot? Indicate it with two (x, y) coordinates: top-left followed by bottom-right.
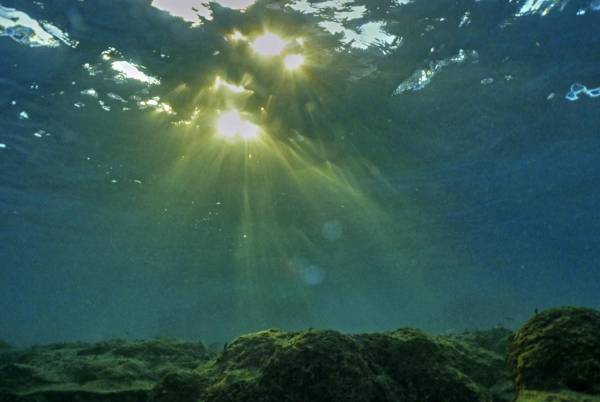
(251, 32), (287, 56)
(138, 97), (175, 114)
(213, 76), (250, 93)
(217, 0), (256, 10)
(284, 54), (304, 70)
(217, 110), (260, 140)
(150, 0), (212, 24)
(111, 61), (160, 85)
(80, 88), (98, 98)
(228, 30), (247, 41)
(151, 0), (255, 24)
(0, 5), (77, 48)
(156, 103), (174, 114)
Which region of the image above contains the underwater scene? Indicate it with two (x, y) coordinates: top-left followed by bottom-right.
(1, 0), (600, 400)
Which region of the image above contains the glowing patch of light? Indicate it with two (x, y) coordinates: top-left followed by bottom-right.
(138, 97), (175, 114)
(217, 0), (256, 10)
(213, 76), (250, 93)
(319, 20), (397, 50)
(112, 61), (160, 85)
(151, 0), (255, 25)
(227, 30), (247, 41)
(151, 0), (212, 24)
(284, 54), (304, 70)
(0, 5), (77, 48)
(217, 110), (260, 140)
(251, 32), (287, 56)
(516, 0), (568, 16)
(287, 0), (398, 52)
(334, 5), (367, 21)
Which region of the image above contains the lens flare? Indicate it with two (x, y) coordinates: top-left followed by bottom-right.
(251, 32), (287, 56)
(283, 54), (304, 70)
(217, 110), (260, 140)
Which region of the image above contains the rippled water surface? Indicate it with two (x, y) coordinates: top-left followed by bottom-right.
(1, 0), (600, 345)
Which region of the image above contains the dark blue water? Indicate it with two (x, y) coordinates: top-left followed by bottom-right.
(1, 0), (600, 345)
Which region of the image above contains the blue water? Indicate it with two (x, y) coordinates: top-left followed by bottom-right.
(1, 0), (600, 346)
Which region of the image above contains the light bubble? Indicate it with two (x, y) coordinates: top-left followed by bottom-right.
(322, 220), (343, 242)
(302, 265), (326, 286)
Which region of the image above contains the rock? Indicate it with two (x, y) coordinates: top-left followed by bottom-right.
(0, 338), (212, 402)
(508, 307), (600, 395)
(438, 329), (515, 402)
(148, 370), (206, 402)
(516, 389), (600, 402)
(182, 328), (500, 402)
(257, 330), (379, 402)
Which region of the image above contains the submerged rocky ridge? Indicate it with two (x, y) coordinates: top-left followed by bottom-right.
(0, 307), (598, 402)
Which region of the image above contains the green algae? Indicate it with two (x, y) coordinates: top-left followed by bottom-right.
(508, 307), (600, 396)
(0, 337), (212, 401)
(2, 308), (600, 402)
(517, 390), (600, 402)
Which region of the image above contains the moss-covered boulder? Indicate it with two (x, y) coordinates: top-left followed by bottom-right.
(155, 327), (504, 402)
(437, 329), (514, 402)
(508, 307), (600, 395)
(256, 330), (379, 401)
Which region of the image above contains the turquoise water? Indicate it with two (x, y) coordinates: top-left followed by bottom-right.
(1, 0), (599, 345)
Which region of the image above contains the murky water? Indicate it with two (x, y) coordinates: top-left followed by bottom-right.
(1, 0), (599, 345)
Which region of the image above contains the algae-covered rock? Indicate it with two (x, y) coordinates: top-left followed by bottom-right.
(0, 326), (515, 402)
(516, 389), (600, 402)
(0, 338), (212, 402)
(148, 370), (207, 402)
(6, 308), (600, 402)
(257, 330), (378, 402)
(169, 328), (498, 402)
(355, 328), (491, 402)
(437, 329), (515, 402)
(508, 307), (600, 395)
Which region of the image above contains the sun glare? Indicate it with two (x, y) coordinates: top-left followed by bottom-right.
(283, 54), (304, 70)
(217, 110), (260, 140)
(213, 76), (249, 94)
(111, 61), (160, 85)
(251, 32), (287, 56)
